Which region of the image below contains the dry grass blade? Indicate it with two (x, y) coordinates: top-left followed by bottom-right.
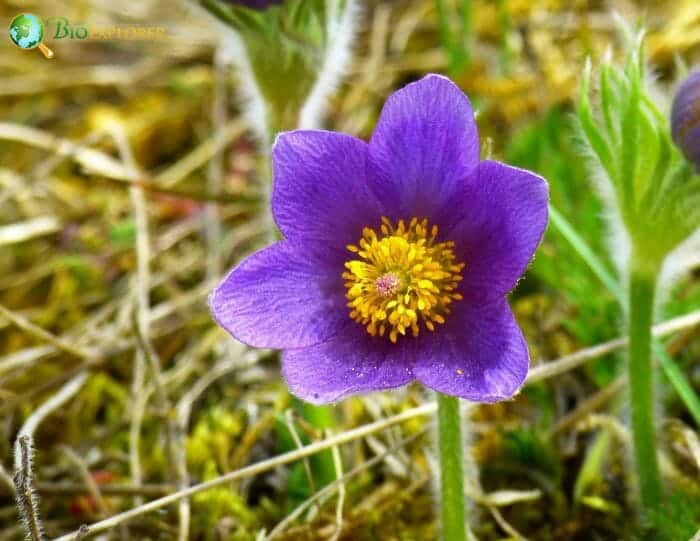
(527, 308), (700, 383)
(0, 218), (61, 246)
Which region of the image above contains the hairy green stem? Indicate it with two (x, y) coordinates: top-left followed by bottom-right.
(437, 393), (467, 541)
(627, 260), (663, 514)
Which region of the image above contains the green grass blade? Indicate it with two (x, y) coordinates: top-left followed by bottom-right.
(548, 204), (622, 303)
(653, 342), (700, 426)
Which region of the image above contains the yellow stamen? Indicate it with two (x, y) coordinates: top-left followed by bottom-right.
(343, 216), (465, 343)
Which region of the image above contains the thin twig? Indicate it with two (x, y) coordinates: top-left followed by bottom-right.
(0, 304), (96, 362)
(0, 122), (129, 180)
(155, 117), (246, 188)
(59, 447), (109, 517)
(131, 309), (178, 483)
(0, 217), (61, 246)
(527, 308), (700, 383)
(15, 372), (89, 446)
(486, 504), (529, 541)
(34, 483), (174, 497)
(111, 126), (150, 511)
(128, 356), (145, 508)
(578, 415), (632, 446)
(328, 432), (345, 541)
(549, 376), (626, 435)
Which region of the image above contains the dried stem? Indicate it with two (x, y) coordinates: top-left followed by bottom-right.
(59, 446), (109, 516)
(328, 432), (346, 541)
(13, 372), (88, 541)
(14, 436), (45, 541)
(549, 376), (626, 435)
(112, 127), (150, 509)
(34, 483), (173, 497)
(0, 304), (96, 362)
(526, 307), (700, 383)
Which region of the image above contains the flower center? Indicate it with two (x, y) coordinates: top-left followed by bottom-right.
(375, 272), (402, 297)
(343, 216), (465, 343)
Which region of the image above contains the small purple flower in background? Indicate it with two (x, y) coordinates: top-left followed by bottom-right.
(671, 70), (700, 170)
(210, 75), (548, 404)
(224, 0), (283, 9)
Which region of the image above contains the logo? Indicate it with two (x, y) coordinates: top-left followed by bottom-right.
(9, 13), (167, 58)
(9, 13), (54, 58)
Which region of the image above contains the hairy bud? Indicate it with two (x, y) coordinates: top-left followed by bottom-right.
(671, 70), (700, 170)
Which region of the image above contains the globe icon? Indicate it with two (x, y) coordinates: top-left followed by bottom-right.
(9, 13), (44, 49)
(9, 13), (53, 58)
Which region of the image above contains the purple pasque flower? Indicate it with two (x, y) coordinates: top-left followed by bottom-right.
(224, 0), (283, 9)
(210, 75), (548, 404)
(671, 70), (700, 170)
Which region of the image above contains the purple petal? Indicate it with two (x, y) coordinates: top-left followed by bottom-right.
(368, 74), (480, 222)
(271, 130), (384, 262)
(449, 160), (548, 299)
(413, 298), (529, 402)
(209, 241), (346, 349)
(282, 323), (415, 404)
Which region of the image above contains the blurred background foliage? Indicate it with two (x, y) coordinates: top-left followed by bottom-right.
(1, 0), (699, 539)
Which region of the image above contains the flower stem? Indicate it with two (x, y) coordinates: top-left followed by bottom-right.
(627, 260), (663, 515)
(437, 393), (467, 541)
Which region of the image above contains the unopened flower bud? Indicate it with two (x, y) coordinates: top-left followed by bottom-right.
(671, 70), (700, 169)
(224, 0), (283, 9)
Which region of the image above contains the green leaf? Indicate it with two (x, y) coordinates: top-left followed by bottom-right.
(619, 54), (640, 206)
(577, 60), (616, 183)
(549, 204), (622, 304)
(600, 61), (621, 141)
